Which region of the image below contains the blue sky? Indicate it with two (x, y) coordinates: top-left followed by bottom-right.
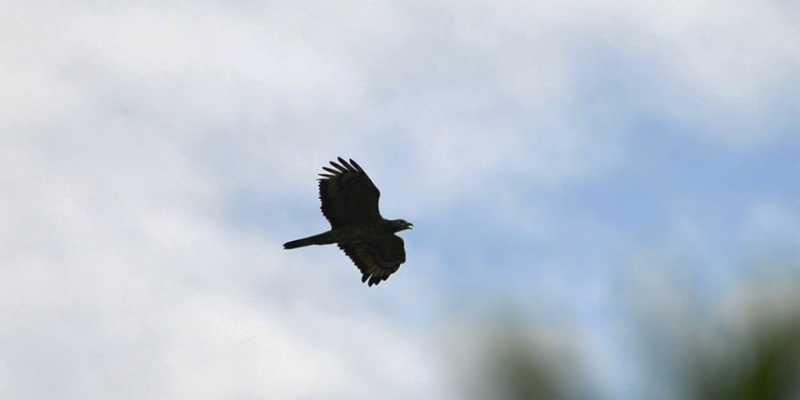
(2, 1), (799, 399)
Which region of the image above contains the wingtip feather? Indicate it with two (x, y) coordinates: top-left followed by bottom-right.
(349, 158), (365, 173)
(329, 160), (347, 172)
(337, 157), (355, 171)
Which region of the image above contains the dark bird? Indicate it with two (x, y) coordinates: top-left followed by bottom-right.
(283, 157), (413, 286)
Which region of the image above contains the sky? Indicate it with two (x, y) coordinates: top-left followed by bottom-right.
(2, 1), (799, 399)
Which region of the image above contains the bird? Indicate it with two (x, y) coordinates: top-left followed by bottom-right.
(283, 157), (413, 286)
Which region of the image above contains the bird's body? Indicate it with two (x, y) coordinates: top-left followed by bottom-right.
(283, 222), (399, 248)
(283, 157), (412, 286)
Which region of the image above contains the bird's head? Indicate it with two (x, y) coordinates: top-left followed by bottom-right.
(391, 219), (414, 232)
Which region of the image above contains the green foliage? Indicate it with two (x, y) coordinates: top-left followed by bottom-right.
(463, 277), (800, 400)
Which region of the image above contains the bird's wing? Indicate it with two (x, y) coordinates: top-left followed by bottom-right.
(317, 157), (381, 228)
(338, 234), (405, 286)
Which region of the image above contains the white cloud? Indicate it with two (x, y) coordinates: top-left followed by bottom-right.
(0, 138), (449, 399)
(739, 201), (800, 264)
(2, 1), (627, 207)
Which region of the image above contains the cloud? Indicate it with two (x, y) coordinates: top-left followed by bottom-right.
(3, 1), (628, 206)
(742, 201), (800, 241)
(0, 138), (450, 399)
(738, 200), (800, 264)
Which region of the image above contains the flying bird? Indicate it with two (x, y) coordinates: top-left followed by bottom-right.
(283, 157), (413, 286)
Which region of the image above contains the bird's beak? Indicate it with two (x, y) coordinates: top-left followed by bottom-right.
(408, 223), (414, 229)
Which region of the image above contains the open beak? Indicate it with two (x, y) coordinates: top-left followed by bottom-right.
(408, 223), (414, 229)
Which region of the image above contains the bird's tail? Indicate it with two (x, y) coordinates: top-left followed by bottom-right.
(283, 231), (336, 249)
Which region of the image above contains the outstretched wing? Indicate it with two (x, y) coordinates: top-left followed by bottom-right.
(338, 235), (406, 286)
(317, 157), (381, 228)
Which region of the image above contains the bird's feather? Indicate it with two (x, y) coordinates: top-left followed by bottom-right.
(318, 157), (381, 228)
(338, 235), (405, 286)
